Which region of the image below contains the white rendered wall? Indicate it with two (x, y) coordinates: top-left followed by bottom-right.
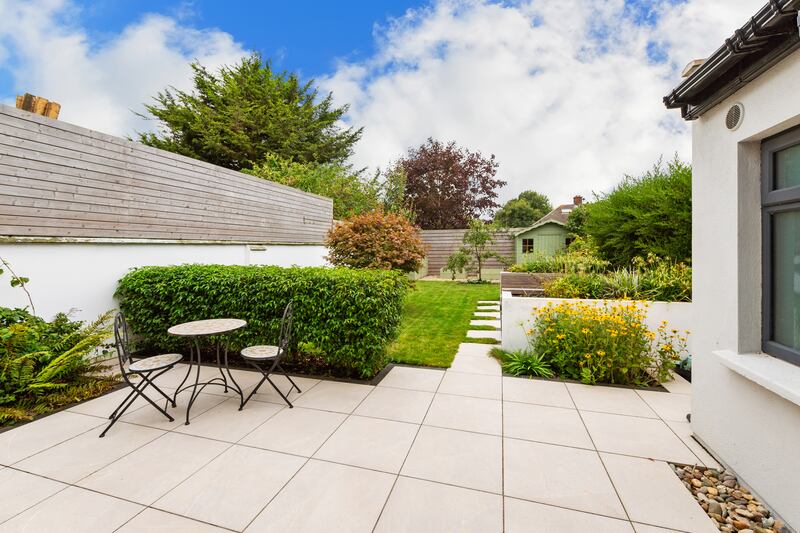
(0, 241), (327, 321)
(500, 294), (694, 354)
(691, 48), (800, 528)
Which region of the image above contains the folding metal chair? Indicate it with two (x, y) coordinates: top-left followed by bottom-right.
(240, 302), (301, 408)
(100, 312), (183, 437)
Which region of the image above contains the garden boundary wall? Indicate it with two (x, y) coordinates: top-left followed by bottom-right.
(501, 293), (694, 355)
(421, 228), (514, 274)
(0, 104), (332, 320)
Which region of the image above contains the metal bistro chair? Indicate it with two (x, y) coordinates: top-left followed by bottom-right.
(100, 312), (183, 437)
(240, 302), (301, 408)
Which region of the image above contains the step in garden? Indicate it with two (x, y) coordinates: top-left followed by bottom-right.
(470, 319), (501, 328)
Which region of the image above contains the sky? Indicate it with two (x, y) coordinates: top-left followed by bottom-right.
(0, 0), (765, 204)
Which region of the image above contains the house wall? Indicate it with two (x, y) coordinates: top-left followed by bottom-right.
(500, 294), (694, 355)
(691, 47), (800, 528)
(514, 223), (567, 262)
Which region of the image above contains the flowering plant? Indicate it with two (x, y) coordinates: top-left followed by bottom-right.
(528, 300), (687, 386)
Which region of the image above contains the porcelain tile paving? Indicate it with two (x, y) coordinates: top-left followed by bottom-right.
(313, 415), (418, 473)
(245, 459), (395, 533)
(448, 354), (502, 375)
(243, 374), (320, 405)
(601, 453), (719, 533)
(504, 497), (635, 533)
(567, 383), (658, 418)
(377, 366), (444, 392)
(502, 377), (574, 408)
(503, 401), (594, 448)
(77, 432), (230, 505)
(457, 343), (494, 357)
(292, 380), (372, 413)
(474, 311), (501, 318)
(665, 421), (722, 469)
(14, 422), (164, 483)
(239, 406), (346, 456)
(175, 396), (283, 442)
(438, 372), (501, 399)
(466, 329), (501, 340)
(0, 485), (142, 533)
(504, 438), (626, 519)
(632, 524), (685, 533)
(66, 385), (173, 418)
(0, 411), (104, 465)
(470, 319), (501, 327)
(581, 411), (699, 464)
(0, 468), (65, 524)
(120, 389), (227, 431)
(424, 393), (502, 435)
(374, 476), (503, 533)
(401, 426), (502, 493)
(116, 508), (229, 532)
(354, 387), (434, 423)
(661, 372), (692, 395)
(154, 445), (305, 531)
(637, 390), (692, 422)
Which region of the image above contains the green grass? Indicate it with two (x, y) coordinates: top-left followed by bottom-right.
(386, 281), (500, 367)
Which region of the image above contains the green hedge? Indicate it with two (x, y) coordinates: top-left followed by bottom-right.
(116, 265), (409, 378)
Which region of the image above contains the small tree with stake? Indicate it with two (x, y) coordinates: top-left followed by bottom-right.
(446, 220), (509, 282)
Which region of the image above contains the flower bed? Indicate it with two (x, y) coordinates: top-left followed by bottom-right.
(501, 300), (687, 386)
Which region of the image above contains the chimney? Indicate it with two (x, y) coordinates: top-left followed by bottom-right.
(573, 195), (584, 206)
(15, 93), (61, 119)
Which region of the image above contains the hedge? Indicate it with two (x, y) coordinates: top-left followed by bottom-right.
(116, 265), (409, 378)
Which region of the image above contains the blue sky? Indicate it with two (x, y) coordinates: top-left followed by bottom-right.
(0, 0), (761, 201)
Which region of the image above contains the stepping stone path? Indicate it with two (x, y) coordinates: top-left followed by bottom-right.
(466, 300), (502, 342)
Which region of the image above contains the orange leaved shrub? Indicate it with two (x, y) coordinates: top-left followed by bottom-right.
(326, 210), (427, 273)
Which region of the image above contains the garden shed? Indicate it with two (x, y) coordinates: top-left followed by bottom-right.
(512, 196), (582, 262)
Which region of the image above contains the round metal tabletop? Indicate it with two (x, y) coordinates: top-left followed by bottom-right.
(167, 318), (247, 337)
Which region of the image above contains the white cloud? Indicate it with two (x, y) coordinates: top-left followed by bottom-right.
(0, 0), (247, 137)
(321, 0), (764, 204)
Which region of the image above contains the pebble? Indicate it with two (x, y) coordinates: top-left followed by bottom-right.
(671, 465), (785, 533)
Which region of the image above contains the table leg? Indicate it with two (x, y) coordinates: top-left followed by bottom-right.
(184, 337), (203, 425)
(216, 340), (229, 393)
(173, 337), (196, 406)
(222, 337), (245, 409)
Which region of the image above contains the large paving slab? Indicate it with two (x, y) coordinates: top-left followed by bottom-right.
(466, 329), (501, 340)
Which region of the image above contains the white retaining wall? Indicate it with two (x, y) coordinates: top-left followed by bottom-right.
(501, 292), (694, 354)
(0, 240), (327, 321)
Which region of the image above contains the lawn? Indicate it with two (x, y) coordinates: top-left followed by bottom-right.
(386, 280), (500, 367)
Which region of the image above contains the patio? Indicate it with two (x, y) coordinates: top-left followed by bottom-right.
(0, 342), (717, 533)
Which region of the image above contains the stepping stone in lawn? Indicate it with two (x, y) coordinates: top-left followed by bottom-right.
(470, 320), (501, 328)
(466, 330), (501, 341)
(474, 312), (500, 318)
(477, 305), (500, 311)
(457, 343), (495, 357)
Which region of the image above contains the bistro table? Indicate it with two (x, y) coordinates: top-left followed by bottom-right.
(168, 318), (247, 425)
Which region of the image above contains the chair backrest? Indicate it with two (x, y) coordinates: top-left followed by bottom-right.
(277, 302), (293, 358)
(114, 312), (132, 370)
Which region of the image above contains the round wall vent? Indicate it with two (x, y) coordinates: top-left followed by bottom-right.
(726, 103), (744, 131)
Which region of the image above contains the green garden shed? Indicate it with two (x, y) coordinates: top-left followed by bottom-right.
(512, 196), (583, 263)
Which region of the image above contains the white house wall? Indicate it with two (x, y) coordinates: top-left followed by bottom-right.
(692, 48), (800, 528)
(0, 241), (327, 321)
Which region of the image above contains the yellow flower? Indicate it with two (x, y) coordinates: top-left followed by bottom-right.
(596, 350), (606, 356)
(581, 328), (590, 334)
(556, 334), (566, 340)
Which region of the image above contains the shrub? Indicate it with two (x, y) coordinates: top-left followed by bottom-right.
(509, 243), (609, 274)
(1, 308), (115, 425)
(326, 210), (426, 273)
(116, 265), (409, 378)
(544, 255), (691, 302)
(583, 157), (691, 265)
(529, 300), (685, 386)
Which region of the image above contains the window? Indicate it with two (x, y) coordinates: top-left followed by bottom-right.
(522, 238), (534, 254)
(762, 126), (800, 366)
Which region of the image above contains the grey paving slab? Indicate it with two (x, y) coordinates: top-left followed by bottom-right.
(502, 377), (574, 408)
(377, 366), (445, 392)
(474, 311), (501, 318)
(0, 468), (65, 524)
(438, 372), (502, 400)
(239, 406), (346, 457)
(457, 343), (495, 357)
(448, 354), (502, 376)
(470, 319), (501, 327)
(424, 393), (502, 435)
(503, 402), (593, 449)
(354, 386), (434, 423)
(0, 411), (104, 465)
(466, 329), (501, 340)
(505, 497), (635, 533)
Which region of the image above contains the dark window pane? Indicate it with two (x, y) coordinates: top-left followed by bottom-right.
(772, 210), (800, 349)
(522, 239), (534, 253)
(775, 143), (800, 190)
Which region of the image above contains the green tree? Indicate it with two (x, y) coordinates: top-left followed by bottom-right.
(494, 190), (552, 228)
(565, 204), (588, 237)
(446, 219), (510, 281)
(583, 157), (691, 265)
(137, 53), (362, 170)
(245, 154), (378, 219)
